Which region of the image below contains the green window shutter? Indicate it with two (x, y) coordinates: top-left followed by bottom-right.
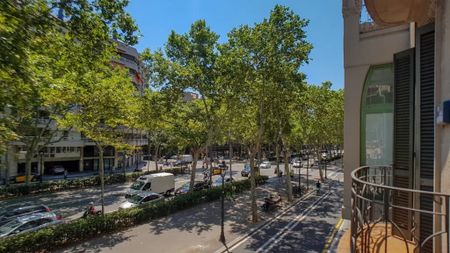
(392, 48), (415, 240)
(417, 23), (435, 253)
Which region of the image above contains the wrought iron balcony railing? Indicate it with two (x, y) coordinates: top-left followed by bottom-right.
(351, 165), (450, 253)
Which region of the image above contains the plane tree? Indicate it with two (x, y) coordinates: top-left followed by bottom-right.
(49, 60), (140, 214)
(217, 5), (312, 220)
(143, 20), (221, 185)
(0, 0), (139, 184)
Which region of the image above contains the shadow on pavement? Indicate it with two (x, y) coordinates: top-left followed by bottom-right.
(60, 232), (136, 253)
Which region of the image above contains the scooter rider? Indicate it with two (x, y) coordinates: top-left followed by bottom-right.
(316, 180), (321, 194)
(87, 202), (95, 214)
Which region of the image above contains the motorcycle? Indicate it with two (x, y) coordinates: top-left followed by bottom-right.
(261, 194), (281, 212)
(82, 204), (102, 218)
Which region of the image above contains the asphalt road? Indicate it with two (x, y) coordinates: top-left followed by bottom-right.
(227, 170), (343, 253)
(56, 162), (342, 253)
(1, 161), (279, 219)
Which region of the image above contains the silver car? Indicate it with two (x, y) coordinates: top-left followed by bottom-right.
(259, 161), (272, 169)
(0, 212), (62, 238)
(119, 192), (164, 210)
(292, 159), (302, 168)
(0, 203), (53, 226)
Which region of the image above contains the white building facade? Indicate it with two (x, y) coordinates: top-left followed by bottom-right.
(1, 41), (147, 181)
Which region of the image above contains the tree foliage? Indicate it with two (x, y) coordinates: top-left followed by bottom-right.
(0, 0), (138, 184)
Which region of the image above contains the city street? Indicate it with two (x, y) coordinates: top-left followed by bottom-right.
(55, 161), (342, 253)
(225, 171), (342, 253)
(1, 160), (282, 219)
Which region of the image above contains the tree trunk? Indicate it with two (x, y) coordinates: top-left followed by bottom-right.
(275, 143), (280, 175)
(283, 148), (293, 202)
(249, 147), (258, 223)
(98, 145), (105, 215)
(306, 151), (310, 191)
(208, 145), (212, 184)
(4, 150), (9, 186)
(317, 148), (324, 182)
(228, 141), (233, 179)
(189, 149), (199, 192)
(154, 144), (160, 172)
(298, 144), (302, 190)
(25, 149), (34, 185)
(122, 152), (126, 177)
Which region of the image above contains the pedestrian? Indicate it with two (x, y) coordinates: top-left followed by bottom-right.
(316, 180), (321, 194)
(64, 168), (68, 179)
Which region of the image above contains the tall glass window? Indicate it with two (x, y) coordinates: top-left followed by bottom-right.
(361, 64), (394, 165)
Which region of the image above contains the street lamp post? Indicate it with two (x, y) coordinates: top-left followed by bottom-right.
(219, 167), (226, 244)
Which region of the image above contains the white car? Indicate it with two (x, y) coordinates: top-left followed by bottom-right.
(212, 176), (234, 187)
(119, 192), (164, 210)
(293, 160), (302, 168)
(259, 161), (272, 169)
(50, 166), (65, 175)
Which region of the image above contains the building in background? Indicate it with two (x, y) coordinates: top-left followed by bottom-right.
(183, 91), (199, 102)
(1, 41), (147, 181)
(343, 0), (450, 252)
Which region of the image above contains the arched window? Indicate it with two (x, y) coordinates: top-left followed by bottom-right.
(360, 64), (394, 165)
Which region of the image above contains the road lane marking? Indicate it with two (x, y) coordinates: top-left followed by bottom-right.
(321, 218), (343, 253)
(216, 190), (316, 253)
(255, 192), (331, 253)
(217, 170), (342, 253)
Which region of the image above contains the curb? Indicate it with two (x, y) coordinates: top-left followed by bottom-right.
(321, 218), (344, 253)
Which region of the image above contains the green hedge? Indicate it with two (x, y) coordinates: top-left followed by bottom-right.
(0, 176), (268, 253)
(0, 167), (186, 200)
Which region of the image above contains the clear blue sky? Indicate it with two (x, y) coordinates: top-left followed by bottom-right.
(127, 0), (343, 89)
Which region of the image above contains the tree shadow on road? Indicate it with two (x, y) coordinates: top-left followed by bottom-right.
(58, 232), (136, 253)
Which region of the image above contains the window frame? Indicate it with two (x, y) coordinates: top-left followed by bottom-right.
(360, 64), (394, 165)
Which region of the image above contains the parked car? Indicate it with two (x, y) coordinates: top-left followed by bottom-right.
(126, 172), (175, 198)
(259, 161), (272, 169)
(119, 192), (164, 210)
(292, 159), (302, 168)
(0, 212), (62, 238)
(241, 164), (251, 177)
(0, 203), (53, 226)
(10, 173), (41, 183)
(50, 166), (65, 175)
(212, 177), (234, 187)
(174, 160), (190, 167)
(175, 181), (210, 195)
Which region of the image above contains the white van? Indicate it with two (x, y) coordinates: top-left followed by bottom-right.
(126, 172), (175, 197)
(179, 154), (193, 163)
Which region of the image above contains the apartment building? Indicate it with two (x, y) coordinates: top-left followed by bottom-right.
(343, 0), (450, 252)
(1, 41), (147, 180)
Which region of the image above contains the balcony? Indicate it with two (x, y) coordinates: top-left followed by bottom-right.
(359, 1), (383, 34)
(351, 165), (450, 253)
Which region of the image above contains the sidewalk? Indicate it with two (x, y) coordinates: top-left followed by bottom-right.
(58, 178), (303, 253)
